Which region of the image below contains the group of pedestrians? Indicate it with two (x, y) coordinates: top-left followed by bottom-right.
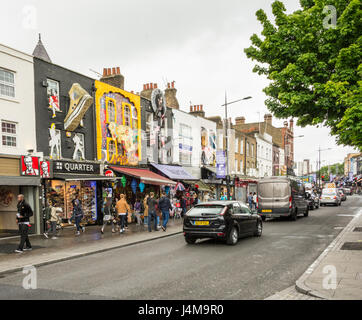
(248, 192), (257, 209)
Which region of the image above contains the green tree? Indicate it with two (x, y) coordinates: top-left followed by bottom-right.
(244, 0), (362, 150)
(320, 162), (344, 177)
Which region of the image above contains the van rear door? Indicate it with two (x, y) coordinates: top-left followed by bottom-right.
(258, 182), (274, 212)
(272, 182), (290, 213)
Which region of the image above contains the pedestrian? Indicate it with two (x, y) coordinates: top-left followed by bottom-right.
(181, 196), (187, 217)
(147, 192), (159, 232)
(116, 194), (130, 234)
(248, 192), (253, 209)
(220, 193), (227, 201)
(158, 191), (172, 231)
(15, 194), (33, 253)
(72, 193), (84, 236)
(193, 195), (199, 206)
(43, 200), (59, 239)
(143, 194), (149, 226)
(134, 198), (143, 225)
(253, 192), (257, 210)
(101, 198), (116, 234)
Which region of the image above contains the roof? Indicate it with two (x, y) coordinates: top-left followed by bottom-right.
(150, 163), (197, 180)
(32, 34), (52, 63)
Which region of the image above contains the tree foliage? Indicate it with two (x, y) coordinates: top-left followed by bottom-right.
(319, 162), (344, 177)
(244, 0), (362, 150)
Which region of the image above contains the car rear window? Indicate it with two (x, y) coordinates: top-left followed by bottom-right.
(189, 205), (225, 215)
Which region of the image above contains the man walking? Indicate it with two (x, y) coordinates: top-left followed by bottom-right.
(147, 192), (158, 232)
(115, 194), (130, 234)
(248, 192), (253, 209)
(72, 193), (84, 236)
(158, 192), (172, 231)
(15, 194), (33, 253)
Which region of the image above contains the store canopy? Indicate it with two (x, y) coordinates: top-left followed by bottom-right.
(0, 176), (40, 186)
(53, 174), (117, 181)
(183, 180), (212, 192)
(109, 166), (176, 186)
(150, 163), (197, 180)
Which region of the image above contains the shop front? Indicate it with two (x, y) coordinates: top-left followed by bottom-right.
(0, 155), (41, 237)
(43, 160), (116, 228)
(234, 176), (258, 204)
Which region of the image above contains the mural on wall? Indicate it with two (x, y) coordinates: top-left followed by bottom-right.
(20, 155), (40, 176)
(40, 160), (51, 178)
(0, 186), (17, 211)
(47, 79), (60, 118)
(72, 133), (85, 160)
(201, 127), (216, 166)
(95, 80), (141, 166)
(49, 123), (61, 159)
(64, 83), (93, 132)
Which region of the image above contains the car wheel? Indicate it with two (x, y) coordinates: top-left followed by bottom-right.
(226, 226), (238, 245)
(254, 221), (262, 237)
(185, 236), (196, 244)
(304, 207), (309, 217)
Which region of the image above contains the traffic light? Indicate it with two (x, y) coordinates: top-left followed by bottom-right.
(321, 175), (325, 179)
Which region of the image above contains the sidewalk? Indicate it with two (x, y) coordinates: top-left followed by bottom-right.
(295, 206), (362, 300)
(0, 218), (183, 276)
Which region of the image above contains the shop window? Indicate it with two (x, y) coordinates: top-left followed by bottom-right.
(106, 99), (116, 123)
(47, 79), (60, 113)
(1, 120), (17, 147)
(124, 105), (130, 126)
(0, 68), (15, 98)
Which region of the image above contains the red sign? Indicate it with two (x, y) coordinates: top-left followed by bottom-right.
(105, 169), (114, 177)
(20, 156), (40, 176)
(40, 161), (51, 178)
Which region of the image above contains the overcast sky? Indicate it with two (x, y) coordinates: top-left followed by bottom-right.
(1, 0), (358, 169)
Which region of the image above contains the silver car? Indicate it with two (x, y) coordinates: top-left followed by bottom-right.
(320, 189), (341, 206)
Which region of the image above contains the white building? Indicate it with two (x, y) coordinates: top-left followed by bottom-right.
(256, 132), (273, 177)
(0, 44), (37, 156)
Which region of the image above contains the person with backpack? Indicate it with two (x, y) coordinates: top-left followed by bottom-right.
(158, 192), (172, 231)
(15, 194), (33, 253)
(43, 200), (60, 239)
(134, 198), (143, 225)
(72, 193), (84, 236)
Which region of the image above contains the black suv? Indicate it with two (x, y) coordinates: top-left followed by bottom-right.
(183, 201), (262, 245)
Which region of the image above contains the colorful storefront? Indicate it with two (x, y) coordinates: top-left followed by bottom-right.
(95, 80), (142, 166)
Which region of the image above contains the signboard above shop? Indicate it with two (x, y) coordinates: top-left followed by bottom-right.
(53, 160), (100, 175)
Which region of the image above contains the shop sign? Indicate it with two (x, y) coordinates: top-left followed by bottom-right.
(53, 160), (100, 175)
(216, 151), (226, 179)
(20, 156), (40, 176)
(104, 169), (114, 177)
(40, 161), (51, 178)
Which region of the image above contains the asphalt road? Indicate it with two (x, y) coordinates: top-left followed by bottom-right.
(0, 195), (361, 300)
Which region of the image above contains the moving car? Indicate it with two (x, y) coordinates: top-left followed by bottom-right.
(257, 176), (309, 221)
(338, 189), (347, 201)
(320, 188), (341, 206)
(342, 187), (352, 195)
(183, 201), (262, 245)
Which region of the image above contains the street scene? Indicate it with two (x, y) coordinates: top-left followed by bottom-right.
(0, 0), (361, 305)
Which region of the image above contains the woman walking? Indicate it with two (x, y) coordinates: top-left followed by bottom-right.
(101, 198), (116, 234)
(143, 194), (149, 226)
(116, 194), (131, 234)
(44, 200), (59, 239)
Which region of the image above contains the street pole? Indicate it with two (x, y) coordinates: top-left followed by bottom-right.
(224, 92), (230, 200)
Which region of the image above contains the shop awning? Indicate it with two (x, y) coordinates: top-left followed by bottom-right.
(52, 174), (117, 181)
(0, 176), (40, 186)
(109, 166), (176, 186)
(150, 163), (197, 180)
(183, 180), (212, 192)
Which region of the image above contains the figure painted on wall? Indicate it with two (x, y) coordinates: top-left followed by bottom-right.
(201, 128), (216, 166)
(64, 83), (93, 132)
(72, 133), (85, 160)
(49, 123), (61, 159)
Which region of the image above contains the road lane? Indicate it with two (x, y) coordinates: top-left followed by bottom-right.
(0, 195), (360, 300)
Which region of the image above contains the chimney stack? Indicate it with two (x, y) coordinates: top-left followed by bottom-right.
(264, 114), (272, 125)
(101, 67), (124, 90)
(189, 104), (205, 118)
(235, 116), (246, 125)
(164, 80), (179, 109)
(289, 118), (294, 131)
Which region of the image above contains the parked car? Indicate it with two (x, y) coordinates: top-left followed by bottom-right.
(338, 189), (347, 201)
(320, 188), (341, 206)
(342, 187), (352, 195)
(306, 191), (320, 210)
(183, 201), (262, 245)
(257, 176), (309, 221)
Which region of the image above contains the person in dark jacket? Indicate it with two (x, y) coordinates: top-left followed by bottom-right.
(158, 192), (172, 231)
(147, 192), (159, 232)
(101, 198), (116, 234)
(15, 194), (33, 253)
(181, 197), (187, 217)
(72, 193), (84, 236)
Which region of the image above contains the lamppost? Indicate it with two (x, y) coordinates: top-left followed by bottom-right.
(284, 134), (304, 176)
(221, 94), (252, 199)
(318, 148), (331, 188)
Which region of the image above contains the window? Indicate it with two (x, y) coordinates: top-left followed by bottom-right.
(232, 202), (242, 213)
(124, 105), (130, 126)
(235, 160), (238, 172)
(47, 79), (60, 113)
(107, 100), (116, 123)
(179, 124), (192, 165)
(146, 113), (153, 147)
(132, 106), (138, 129)
(108, 140), (116, 161)
(0, 68), (15, 98)
(251, 144), (254, 157)
(1, 121), (17, 147)
(240, 160), (243, 173)
(246, 142), (250, 156)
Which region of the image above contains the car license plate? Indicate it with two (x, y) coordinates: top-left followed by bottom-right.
(325, 197), (330, 199)
(194, 221), (209, 226)
(262, 210), (272, 213)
